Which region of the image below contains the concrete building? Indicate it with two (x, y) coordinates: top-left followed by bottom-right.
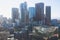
(12, 8), (19, 23)
(12, 8), (19, 26)
(0, 27), (10, 40)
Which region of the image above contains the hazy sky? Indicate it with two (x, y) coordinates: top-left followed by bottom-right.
(0, 0), (60, 19)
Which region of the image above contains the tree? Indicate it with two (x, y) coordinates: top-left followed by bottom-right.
(32, 27), (58, 40)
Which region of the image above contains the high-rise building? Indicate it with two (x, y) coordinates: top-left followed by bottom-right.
(45, 6), (51, 25)
(35, 3), (44, 25)
(12, 8), (19, 23)
(20, 2), (29, 24)
(29, 7), (35, 21)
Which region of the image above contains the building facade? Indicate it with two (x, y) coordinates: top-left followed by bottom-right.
(45, 6), (51, 25)
(12, 8), (19, 23)
(35, 3), (44, 25)
(20, 2), (29, 25)
(29, 7), (35, 20)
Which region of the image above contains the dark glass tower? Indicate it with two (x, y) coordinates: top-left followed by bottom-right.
(45, 6), (51, 25)
(35, 3), (44, 25)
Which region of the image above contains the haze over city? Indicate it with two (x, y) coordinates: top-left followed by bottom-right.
(0, 0), (60, 19)
(0, 0), (60, 40)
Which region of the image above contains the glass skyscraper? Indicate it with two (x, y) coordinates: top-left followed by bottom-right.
(45, 6), (51, 25)
(20, 2), (29, 24)
(35, 3), (44, 25)
(29, 7), (35, 20)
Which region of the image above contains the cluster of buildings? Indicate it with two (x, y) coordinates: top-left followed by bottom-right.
(12, 2), (51, 27)
(0, 2), (60, 28)
(12, 2), (51, 40)
(11, 2), (60, 40)
(0, 2), (60, 40)
(0, 15), (13, 28)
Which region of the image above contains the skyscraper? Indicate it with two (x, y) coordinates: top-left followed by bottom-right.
(12, 8), (19, 23)
(35, 3), (44, 25)
(45, 6), (51, 25)
(20, 2), (29, 24)
(29, 7), (35, 21)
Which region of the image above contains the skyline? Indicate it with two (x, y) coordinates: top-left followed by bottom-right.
(0, 0), (60, 19)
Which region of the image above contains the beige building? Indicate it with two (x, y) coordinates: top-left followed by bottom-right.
(0, 27), (10, 40)
(0, 31), (10, 40)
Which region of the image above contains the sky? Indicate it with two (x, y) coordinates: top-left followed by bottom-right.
(0, 0), (60, 19)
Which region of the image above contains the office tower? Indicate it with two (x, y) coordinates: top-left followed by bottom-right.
(29, 7), (35, 21)
(20, 2), (29, 24)
(35, 3), (44, 25)
(45, 6), (51, 25)
(12, 8), (19, 23)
